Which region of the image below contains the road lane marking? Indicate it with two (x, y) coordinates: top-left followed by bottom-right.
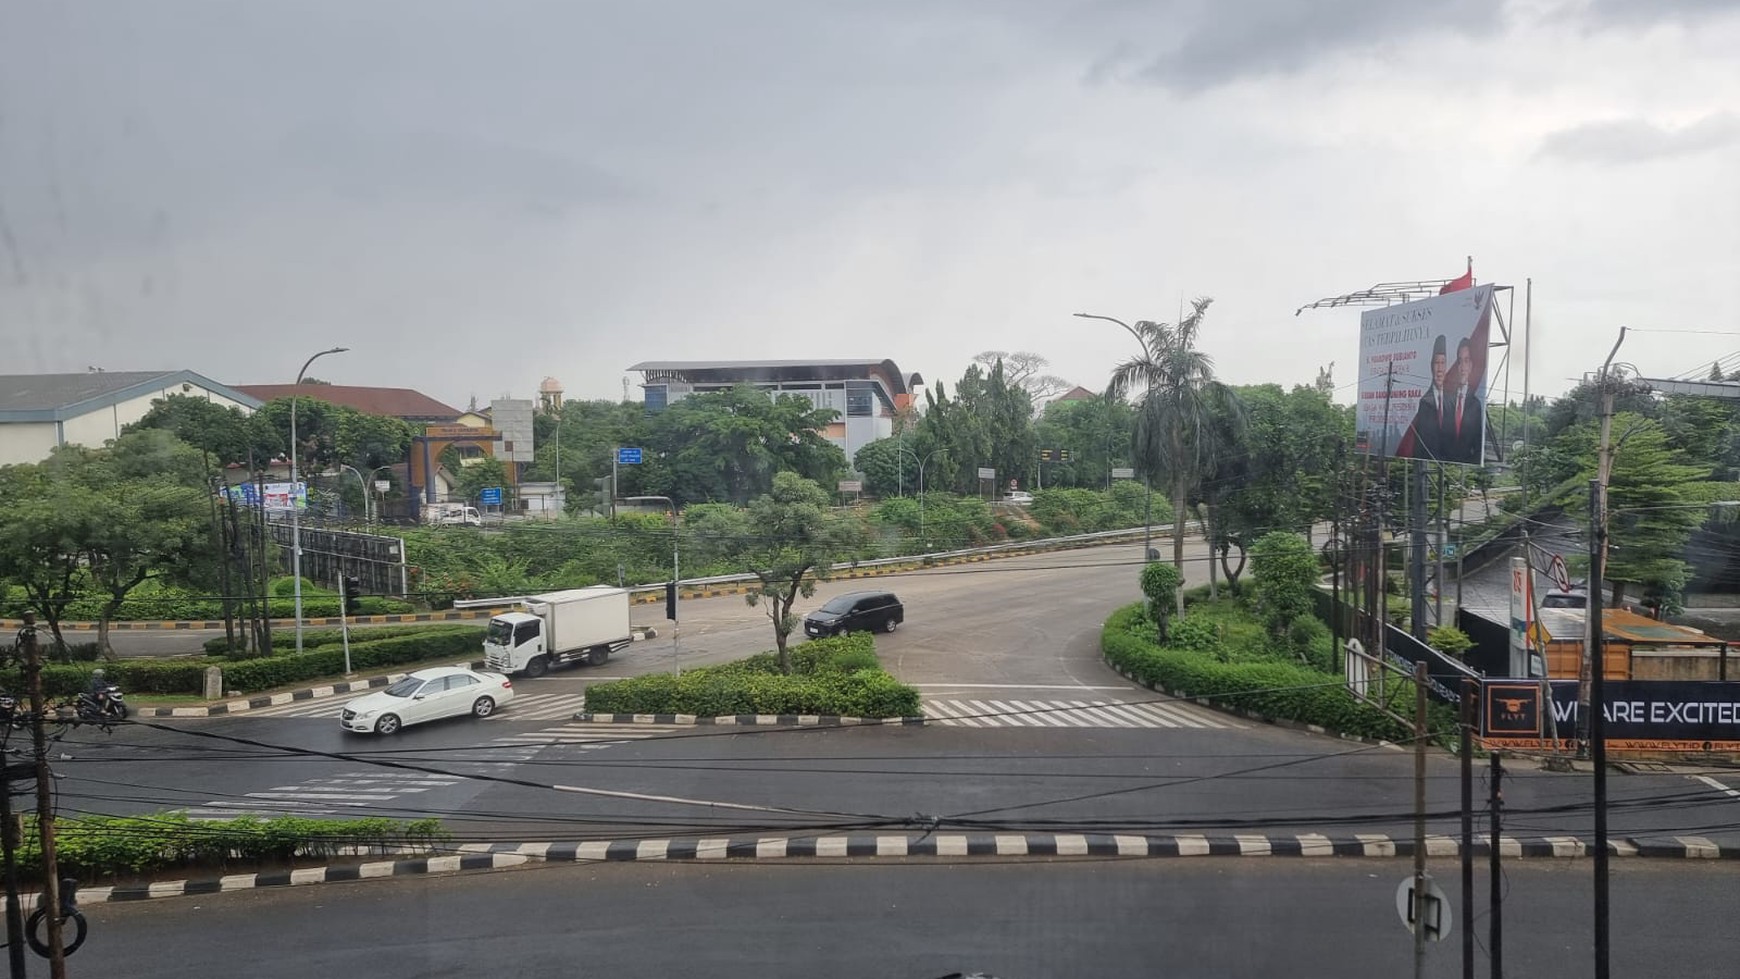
(1692, 775), (1740, 799)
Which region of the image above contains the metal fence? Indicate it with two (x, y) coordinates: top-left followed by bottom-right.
(265, 522), (410, 596)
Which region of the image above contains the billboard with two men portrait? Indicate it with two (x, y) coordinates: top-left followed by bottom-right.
(1355, 284), (1495, 465)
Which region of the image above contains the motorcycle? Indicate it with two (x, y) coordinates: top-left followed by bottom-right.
(76, 684), (128, 721)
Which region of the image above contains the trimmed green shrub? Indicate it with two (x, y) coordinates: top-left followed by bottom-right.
(17, 811), (450, 882)
(1101, 604), (1454, 743)
(586, 633), (919, 717)
(204, 624), (472, 656)
(221, 627), (484, 692)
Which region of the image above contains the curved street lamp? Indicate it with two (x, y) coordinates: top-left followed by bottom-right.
(1073, 311), (1156, 560)
(290, 346), (349, 654)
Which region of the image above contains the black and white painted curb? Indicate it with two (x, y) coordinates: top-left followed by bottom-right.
(59, 832), (1740, 906)
(574, 712), (926, 727)
(52, 853), (528, 908)
(456, 832), (1740, 862)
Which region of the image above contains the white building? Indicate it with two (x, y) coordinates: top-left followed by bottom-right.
(0, 370), (262, 466)
(627, 359), (921, 461)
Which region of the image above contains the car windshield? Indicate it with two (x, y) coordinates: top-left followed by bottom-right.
(382, 677), (426, 698)
(819, 597), (857, 614)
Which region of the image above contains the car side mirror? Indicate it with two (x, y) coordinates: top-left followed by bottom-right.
(413, 693), (426, 699)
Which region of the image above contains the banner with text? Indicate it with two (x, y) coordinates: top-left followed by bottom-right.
(1482, 678), (1740, 752)
(1356, 284), (1494, 464)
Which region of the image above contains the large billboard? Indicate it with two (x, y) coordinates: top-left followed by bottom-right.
(1356, 284), (1495, 464)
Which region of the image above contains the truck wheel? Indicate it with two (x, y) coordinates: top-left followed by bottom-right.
(524, 656), (549, 679)
(589, 647), (610, 666)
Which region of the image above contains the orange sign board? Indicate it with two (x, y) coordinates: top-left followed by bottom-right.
(425, 424), (493, 438)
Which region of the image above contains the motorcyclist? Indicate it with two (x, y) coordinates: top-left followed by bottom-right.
(87, 669), (109, 700)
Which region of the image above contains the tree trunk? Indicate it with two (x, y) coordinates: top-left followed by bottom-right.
(1221, 542), (1247, 584)
(1172, 465), (1187, 617)
(1609, 580), (1625, 609)
(1205, 504), (1219, 601)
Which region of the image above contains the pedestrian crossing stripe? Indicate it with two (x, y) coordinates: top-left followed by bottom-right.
(488, 723), (702, 746)
(920, 698), (1241, 729)
(236, 691), (592, 720)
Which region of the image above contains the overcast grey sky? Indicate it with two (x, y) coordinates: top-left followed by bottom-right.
(2, 0), (1736, 410)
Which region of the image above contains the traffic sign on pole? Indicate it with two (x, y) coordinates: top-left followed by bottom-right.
(479, 487), (503, 506)
(617, 447), (644, 465)
(1396, 876), (1452, 942)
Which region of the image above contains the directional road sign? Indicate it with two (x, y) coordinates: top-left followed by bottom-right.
(617, 447), (644, 465)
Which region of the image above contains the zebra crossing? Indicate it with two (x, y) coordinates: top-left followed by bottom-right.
(487, 722), (701, 748)
(921, 697), (1242, 730)
(189, 770), (468, 820)
(238, 691), (592, 721)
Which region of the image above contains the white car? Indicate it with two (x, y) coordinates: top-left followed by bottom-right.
(1005, 491), (1034, 506)
(339, 666), (515, 735)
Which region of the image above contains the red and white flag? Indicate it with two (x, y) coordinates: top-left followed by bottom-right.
(1440, 257), (1474, 295)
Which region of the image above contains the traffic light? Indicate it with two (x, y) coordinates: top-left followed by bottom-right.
(1059, 448), (1071, 462)
(342, 576), (362, 616)
(665, 581), (679, 622)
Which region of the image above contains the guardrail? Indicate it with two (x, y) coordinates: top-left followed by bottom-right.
(451, 523), (1174, 610)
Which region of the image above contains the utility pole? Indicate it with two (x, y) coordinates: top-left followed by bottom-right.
(1410, 660), (1429, 979)
(1490, 751), (1505, 979)
(1583, 330), (1625, 979)
(0, 706), (24, 979)
(1459, 680), (1475, 979)
(19, 616), (67, 978)
(1410, 458), (1428, 641)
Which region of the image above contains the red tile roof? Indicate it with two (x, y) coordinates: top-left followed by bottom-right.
(234, 384), (461, 422)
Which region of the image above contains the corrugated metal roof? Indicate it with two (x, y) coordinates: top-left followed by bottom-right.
(0, 371), (183, 411)
(235, 384), (461, 421)
(1532, 606), (1722, 646)
(628, 359), (909, 395)
(0, 371), (263, 418)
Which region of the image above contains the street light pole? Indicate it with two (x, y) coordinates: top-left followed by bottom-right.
(289, 346), (349, 654)
(338, 463), (369, 524)
(897, 447), (937, 549)
(1075, 311), (1153, 559)
(624, 495), (681, 675)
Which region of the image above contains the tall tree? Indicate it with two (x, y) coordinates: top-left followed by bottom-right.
(1106, 296), (1229, 613)
(1032, 395), (1135, 489)
(692, 473), (867, 671)
(637, 386), (847, 505)
(973, 350), (1071, 403)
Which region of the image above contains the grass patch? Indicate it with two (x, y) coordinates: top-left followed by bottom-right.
(584, 633), (919, 718)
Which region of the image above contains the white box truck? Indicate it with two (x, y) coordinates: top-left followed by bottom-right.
(422, 503), (482, 526)
(482, 587), (633, 677)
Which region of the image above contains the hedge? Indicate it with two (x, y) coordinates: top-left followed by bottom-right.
(17, 812), (448, 882)
(204, 624), (472, 656)
(220, 627), (484, 692)
(585, 633), (920, 718)
(1101, 604), (1454, 744)
(0, 626), (486, 697)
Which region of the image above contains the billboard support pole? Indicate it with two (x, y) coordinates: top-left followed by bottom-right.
(1410, 459), (1428, 641)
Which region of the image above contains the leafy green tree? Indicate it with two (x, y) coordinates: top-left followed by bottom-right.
(128, 394), (269, 467)
(1427, 625), (1474, 660)
(71, 431), (217, 653)
(1107, 297), (1232, 614)
(1658, 395), (1740, 480)
(1031, 395), (1135, 489)
(0, 463), (97, 648)
(1249, 531), (1318, 640)
(1140, 562), (1183, 641)
(636, 386), (847, 505)
(852, 438), (904, 498)
(708, 473), (868, 671)
(1547, 413), (1708, 612)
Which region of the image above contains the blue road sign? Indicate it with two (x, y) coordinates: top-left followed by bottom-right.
(479, 487), (503, 505)
(617, 447), (644, 465)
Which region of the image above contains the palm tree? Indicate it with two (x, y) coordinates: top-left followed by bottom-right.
(1104, 297), (1235, 614)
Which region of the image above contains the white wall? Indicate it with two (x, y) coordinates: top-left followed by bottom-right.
(59, 383), (253, 451)
(0, 422), (60, 466)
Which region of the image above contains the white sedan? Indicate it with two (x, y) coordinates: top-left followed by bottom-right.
(1005, 491), (1034, 506)
(339, 666), (515, 735)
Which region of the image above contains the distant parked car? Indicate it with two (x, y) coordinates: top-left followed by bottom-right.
(804, 590), (905, 638)
(1005, 491), (1034, 506)
(1540, 587), (1587, 609)
(339, 666), (515, 735)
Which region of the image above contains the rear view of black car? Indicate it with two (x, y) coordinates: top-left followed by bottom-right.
(804, 591), (904, 637)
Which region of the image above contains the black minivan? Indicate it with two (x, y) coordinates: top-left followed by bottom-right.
(803, 591), (905, 638)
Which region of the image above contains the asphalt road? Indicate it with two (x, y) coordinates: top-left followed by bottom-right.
(70, 857), (1740, 978)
